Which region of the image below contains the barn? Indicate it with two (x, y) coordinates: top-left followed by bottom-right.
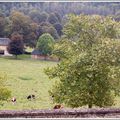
(31, 49), (59, 61)
(0, 38), (11, 56)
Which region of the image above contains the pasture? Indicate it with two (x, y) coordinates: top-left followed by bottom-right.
(0, 55), (120, 110)
(0, 55), (57, 110)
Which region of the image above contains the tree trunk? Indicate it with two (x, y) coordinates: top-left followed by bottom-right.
(88, 104), (92, 108)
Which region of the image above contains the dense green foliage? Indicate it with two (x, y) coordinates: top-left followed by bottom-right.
(0, 12), (8, 37)
(37, 33), (55, 56)
(48, 13), (59, 24)
(9, 11), (38, 47)
(53, 23), (63, 36)
(29, 11), (48, 23)
(45, 14), (120, 108)
(39, 22), (59, 39)
(0, 2), (119, 48)
(0, 10), (61, 47)
(0, 2), (120, 17)
(7, 33), (24, 58)
(0, 73), (11, 103)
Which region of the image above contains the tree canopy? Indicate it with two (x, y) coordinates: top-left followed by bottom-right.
(7, 33), (24, 58)
(36, 33), (55, 56)
(9, 11), (38, 47)
(0, 2), (119, 48)
(45, 14), (120, 108)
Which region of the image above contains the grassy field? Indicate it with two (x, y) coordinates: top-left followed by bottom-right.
(0, 55), (120, 110)
(0, 55), (57, 110)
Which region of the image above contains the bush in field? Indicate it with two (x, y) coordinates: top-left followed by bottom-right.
(0, 73), (11, 104)
(37, 33), (55, 56)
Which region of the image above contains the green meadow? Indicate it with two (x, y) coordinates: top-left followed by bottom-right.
(0, 55), (120, 110)
(0, 55), (57, 110)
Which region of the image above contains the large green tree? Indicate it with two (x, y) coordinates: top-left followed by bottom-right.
(45, 14), (120, 108)
(36, 33), (55, 56)
(7, 32), (24, 59)
(9, 11), (38, 47)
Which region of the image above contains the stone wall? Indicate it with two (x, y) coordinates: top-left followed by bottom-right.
(31, 55), (59, 62)
(0, 108), (120, 118)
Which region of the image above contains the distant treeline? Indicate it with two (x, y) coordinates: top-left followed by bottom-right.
(0, 2), (120, 17)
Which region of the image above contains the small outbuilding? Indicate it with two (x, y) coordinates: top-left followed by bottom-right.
(0, 38), (11, 56)
(31, 49), (59, 61)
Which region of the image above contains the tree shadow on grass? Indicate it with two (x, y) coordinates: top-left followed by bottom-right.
(18, 76), (33, 81)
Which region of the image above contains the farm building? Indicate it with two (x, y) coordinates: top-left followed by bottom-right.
(0, 38), (11, 56)
(31, 49), (59, 61)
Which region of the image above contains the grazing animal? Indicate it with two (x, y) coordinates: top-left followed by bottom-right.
(52, 95), (54, 98)
(50, 95), (54, 100)
(27, 95), (32, 100)
(27, 94), (35, 100)
(31, 94), (35, 99)
(53, 104), (63, 109)
(11, 97), (16, 104)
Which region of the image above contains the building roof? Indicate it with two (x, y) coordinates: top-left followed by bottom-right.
(0, 38), (10, 46)
(31, 49), (43, 55)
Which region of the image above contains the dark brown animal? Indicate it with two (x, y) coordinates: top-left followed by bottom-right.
(53, 104), (63, 109)
(27, 95), (32, 100)
(27, 95), (35, 100)
(52, 95), (54, 98)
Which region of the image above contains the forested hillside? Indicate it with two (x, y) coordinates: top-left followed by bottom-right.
(0, 2), (120, 16)
(0, 2), (119, 47)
